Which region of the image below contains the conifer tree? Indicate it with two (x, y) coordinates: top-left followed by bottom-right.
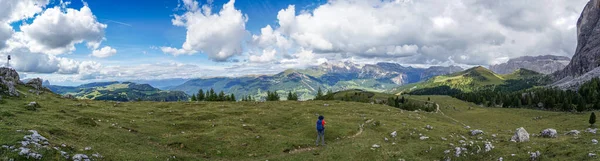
(590, 112), (596, 127)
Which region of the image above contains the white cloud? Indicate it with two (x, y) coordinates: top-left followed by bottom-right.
(249, 49), (277, 63)
(0, 0), (49, 23)
(163, 0), (248, 61)
(254, 0), (587, 66)
(20, 5), (107, 54)
(91, 46), (117, 58)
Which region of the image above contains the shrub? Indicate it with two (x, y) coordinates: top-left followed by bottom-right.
(590, 112), (596, 127)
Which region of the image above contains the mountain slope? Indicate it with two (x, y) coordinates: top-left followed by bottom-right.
(393, 67), (549, 94)
(489, 55), (570, 74)
(48, 82), (188, 102)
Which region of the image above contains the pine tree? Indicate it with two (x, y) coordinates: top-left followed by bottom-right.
(218, 91), (225, 101)
(231, 94), (236, 101)
(590, 112), (596, 127)
(288, 91), (293, 101)
(316, 87), (323, 100)
(191, 94), (197, 102)
(197, 89), (205, 101)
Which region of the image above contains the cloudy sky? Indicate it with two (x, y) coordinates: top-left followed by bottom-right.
(0, 0), (589, 85)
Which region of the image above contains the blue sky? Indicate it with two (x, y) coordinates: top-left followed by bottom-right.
(0, 0), (588, 85)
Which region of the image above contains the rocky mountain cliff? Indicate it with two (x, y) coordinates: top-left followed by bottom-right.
(490, 55), (570, 74)
(553, 0), (600, 89)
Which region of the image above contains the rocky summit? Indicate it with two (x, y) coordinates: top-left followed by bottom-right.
(489, 55), (570, 75)
(0, 67), (21, 96)
(553, 0), (600, 88)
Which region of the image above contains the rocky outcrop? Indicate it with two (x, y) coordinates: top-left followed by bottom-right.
(0, 67), (20, 96)
(554, 0), (600, 83)
(490, 55), (570, 74)
(26, 78), (43, 90)
(540, 128), (558, 138)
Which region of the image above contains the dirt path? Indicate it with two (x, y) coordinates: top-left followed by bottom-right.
(287, 119), (372, 154)
(435, 103), (467, 127)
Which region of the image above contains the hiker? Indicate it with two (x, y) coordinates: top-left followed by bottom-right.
(316, 115), (326, 146)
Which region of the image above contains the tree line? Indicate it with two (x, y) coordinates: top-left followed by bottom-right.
(452, 78), (600, 112)
(190, 88), (236, 102)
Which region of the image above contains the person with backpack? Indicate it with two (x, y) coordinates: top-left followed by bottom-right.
(316, 115), (326, 146)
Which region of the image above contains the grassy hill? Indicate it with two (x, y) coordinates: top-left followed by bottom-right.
(392, 67), (550, 95)
(47, 82), (188, 102)
(0, 84), (597, 160)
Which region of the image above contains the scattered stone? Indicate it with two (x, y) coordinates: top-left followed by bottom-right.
(84, 146), (92, 151)
(391, 131), (397, 138)
(27, 102), (39, 107)
(529, 151), (541, 161)
(510, 127), (530, 142)
(323, 104), (329, 107)
(62, 94), (75, 99)
(492, 134), (497, 138)
(590, 153), (597, 158)
(419, 136), (429, 140)
(511, 154), (516, 156)
(498, 157), (503, 161)
(425, 125), (433, 130)
(484, 141), (494, 152)
(384, 137), (389, 142)
(60, 151), (69, 159)
(592, 139), (598, 145)
(454, 147), (462, 157)
(444, 150), (450, 154)
(565, 130), (580, 136)
(540, 128), (558, 138)
(470, 129), (484, 136)
(72, 154), (90, 161)
(92, 153), (103, 158)
(586, 128), (597, 134)
(372, 144), (380, 148)
(465, 126), (471, 129)
(441, 137), (447, 141)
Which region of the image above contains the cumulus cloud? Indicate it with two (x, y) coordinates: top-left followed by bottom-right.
(0, 0), (49, 50)
(91, 46), (117, 58)
(249, 49), (277, 63)
(20, 5), (107, 54)
(253, 0), (587, 66)
(163, 0), (248, 61)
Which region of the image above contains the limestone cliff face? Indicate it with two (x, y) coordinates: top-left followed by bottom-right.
(555, 0), (600, 79)
(490, 55), (570, 75)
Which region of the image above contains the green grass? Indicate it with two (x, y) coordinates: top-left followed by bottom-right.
(0, 85), (598, 160)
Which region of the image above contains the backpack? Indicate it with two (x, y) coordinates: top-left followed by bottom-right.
(316, 120), (324, 131)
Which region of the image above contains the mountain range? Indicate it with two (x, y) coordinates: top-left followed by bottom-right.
(168, 61), (463, 100)
(47, 81), (188, 102)
(489, 55), (570, 74)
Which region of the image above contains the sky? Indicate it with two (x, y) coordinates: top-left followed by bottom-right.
(0, 0), (590, 86)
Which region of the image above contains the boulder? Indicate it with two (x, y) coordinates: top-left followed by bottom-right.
(372, 144), (380, 148)
(540, 128), (558, 138)
(419, 136), (429, 140)
(484, 141), (494, 152)
(470, 129), (484, 136)
(26, 78), (43, 90)
(510, 127), (530, 142)
(593, 139), (598, 144)
(390, 131), (397, 138)
(565, 130), (580, 136)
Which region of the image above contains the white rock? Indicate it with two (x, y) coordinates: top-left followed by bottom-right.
(441, 137), (447, 141)
(590, 153), (597, 157)
(484, 142), (494, 152)
(492, 134), (497, 138)
(511, 154), (516, 156)
(444, 150), (451, 154)
(586, 128), (598, 134)
(84, 146), (92, 151)
(384, 137), (389, 141)
(72, 154), (89, 161)
(592, 139), (598, 144)
(529, 151), (541, 160)
(498, 157), (503, 161)
(465, 126), (471, 129)
(470, 129), (484, 136)
(391, 131), (397, 138)
(540, 128), (558, 138)
(565, 130), (580, 136)
(454, 147), (462, 157)
(425, 125), (433, 130)
(510, 127), (530, 142)
(420, 136), (429, 140)
(372, 144), (381, 148)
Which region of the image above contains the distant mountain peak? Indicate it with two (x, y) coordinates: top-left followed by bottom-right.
(490, 55), (570, 74)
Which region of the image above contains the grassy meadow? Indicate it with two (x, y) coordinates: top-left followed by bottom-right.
(0, 85), (598, 160)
